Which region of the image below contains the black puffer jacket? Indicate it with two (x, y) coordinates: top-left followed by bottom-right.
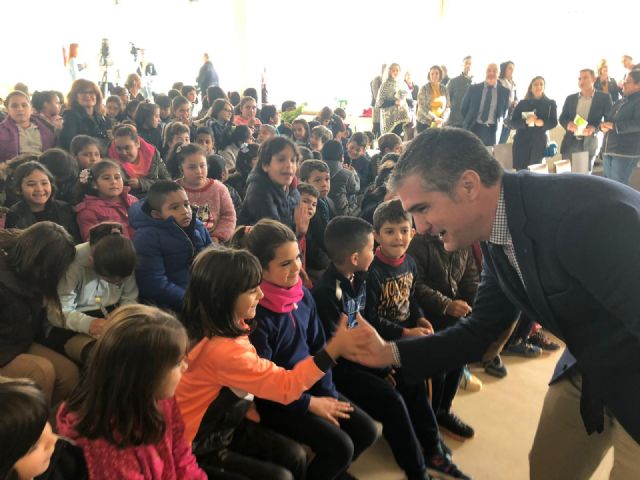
(407, 233), (479, 318)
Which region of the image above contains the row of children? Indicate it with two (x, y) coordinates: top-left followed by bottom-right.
(1, 194), (478, 480)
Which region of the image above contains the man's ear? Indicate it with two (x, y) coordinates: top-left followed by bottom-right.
(458, 170), (482, 201)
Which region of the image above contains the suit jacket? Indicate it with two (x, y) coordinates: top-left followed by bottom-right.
(559, 91), (612, 154)
(460, 82), (510, 130)
(397, 172), (640, 442)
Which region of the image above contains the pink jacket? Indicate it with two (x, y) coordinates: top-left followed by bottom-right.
(56, 398), (207, 480)
(75, 188), (138, 241)
(177, 178), (236, 242)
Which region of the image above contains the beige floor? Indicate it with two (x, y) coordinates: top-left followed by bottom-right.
(349, 343), (614, 480)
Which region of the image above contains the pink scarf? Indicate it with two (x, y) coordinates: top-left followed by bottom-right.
(259, 278), (304, 313)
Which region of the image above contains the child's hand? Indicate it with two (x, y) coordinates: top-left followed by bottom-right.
(294, 203), (314, 236)
(402, 327), (431, 338)
(308, 396), (353, 427)
(89, 318), (109, 337)
(445, 300), (472, 318)
(417, 317), (434, 335)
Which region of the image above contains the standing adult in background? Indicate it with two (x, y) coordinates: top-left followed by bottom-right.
(498, 61), (517, 144)
(601, 69), (640, 185)
(375, 63), (411, 137)
(441, 65), (450, 86)
(196, 53), (219, 97)
(595, 59), (622, 103)
(509, 76), (557, 170)
(622, 55), (635, 78)
(371, 64), (386, 137)
(125, 73), (144, 102)
(416, 66), (450, 133)
(347, 128), (640, 480)
(447, 56), (473, 128)
(461, 63), (510, 146)
(560, 69), (612, 166)
(66, 43), (85, 83)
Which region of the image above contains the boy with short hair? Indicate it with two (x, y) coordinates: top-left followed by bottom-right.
(309, 125), (333, 153)
(300, 160), (335, 274)
(313, 216), (469, 480)
(130, 180), (212, 312)
(365, 199), (472, 479)
(321, 140), (359, 216)
(195, 126), (215, 155)
(346, 132), (372, 189)
(294, 182), (319, 277)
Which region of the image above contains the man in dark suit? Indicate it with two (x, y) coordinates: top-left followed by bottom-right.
(559, 68), (613, 166)
(460, 63), (510, 146)
(347, 128), (640, 479)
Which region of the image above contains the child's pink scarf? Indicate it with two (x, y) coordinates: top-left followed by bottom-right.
(259, 278), (304, 313)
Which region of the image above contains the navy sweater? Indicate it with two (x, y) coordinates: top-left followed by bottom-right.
(250, 287), (337, 415)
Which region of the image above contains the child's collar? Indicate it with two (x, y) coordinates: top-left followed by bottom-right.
(375, 246), (405, 267)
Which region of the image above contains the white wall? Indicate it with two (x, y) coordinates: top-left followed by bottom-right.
(1, 0), (636, 114)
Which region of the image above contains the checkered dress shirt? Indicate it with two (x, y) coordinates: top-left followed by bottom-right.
(489, 187), (525, 287)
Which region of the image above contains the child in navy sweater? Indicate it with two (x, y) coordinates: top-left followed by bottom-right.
(233, 219), (379, 480)
(313, 216), (462, 480)
(130, 180), (211, 312)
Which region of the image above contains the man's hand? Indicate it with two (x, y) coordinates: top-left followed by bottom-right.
(402, 327), (431, 337)
(567, 121), (578, 133)
(89, 318), (109, 337)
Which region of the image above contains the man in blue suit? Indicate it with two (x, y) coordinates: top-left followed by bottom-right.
(461, 63), (510, 146)
(348, 128), (640, 479)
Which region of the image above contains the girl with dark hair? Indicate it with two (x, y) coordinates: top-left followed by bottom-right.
(291, 118), (310, 148)
(226, 142), (259, 199)
(162, 121), (191, 158)
(176, 246), (367, 479)
(174, 144), (236, 242)
(0, 222), (79, 405)
(235, 219), (379, 480)
(510, 76), (558, 170)
(237, 136), (300, 229)
(0, 91), (56, 162)
(59, 79), (112, 151)
(5, 161), (81, 242)
(45, 222), (137, 363)
(69, 134), (102, 170)
(57, 304), (207, 479)
(0, 379), (57, 480)
(134, 102), (163, 152)
(202, 98), (234, 151)
(220, 125), (253, 170)
(107, 124), (171, 197)
(75, 159), (138, 240)
(31, 90), (63, 130)
(259, 104), (279, 126)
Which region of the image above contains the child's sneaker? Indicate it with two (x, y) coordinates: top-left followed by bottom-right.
(437, 411), (475, 441)
(482, 355), (507, 378)
(425, 444), (472, 480)
(502, 338), (542, 357)
(458, 366), (482, 392)
(528, 331), (561, 351)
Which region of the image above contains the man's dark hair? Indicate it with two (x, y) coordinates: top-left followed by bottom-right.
(324, 216), (373, 265)
(390, 127), (503, 194)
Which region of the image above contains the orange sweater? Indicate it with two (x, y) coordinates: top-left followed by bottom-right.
(176, 335), (325, 443)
